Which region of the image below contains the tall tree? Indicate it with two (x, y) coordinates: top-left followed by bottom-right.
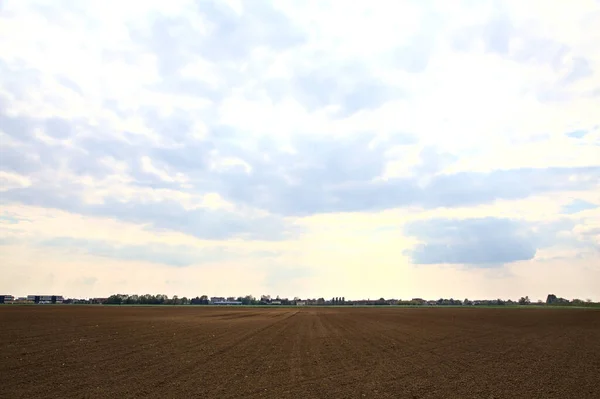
(518, 296), (530, 305)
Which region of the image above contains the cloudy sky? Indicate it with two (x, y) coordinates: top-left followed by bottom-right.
(1, 0), (599, 301)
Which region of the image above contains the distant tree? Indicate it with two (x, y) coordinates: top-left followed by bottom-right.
(546, 294), (557, 304)
(105, 295), (123, 305)
(190, 296), (203, 305)
(239, 295), (255, 305)
(518, 296), (530, 305)
(375, 298), (387, 306)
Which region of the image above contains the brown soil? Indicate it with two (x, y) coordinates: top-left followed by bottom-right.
(1, 306), (599, 398)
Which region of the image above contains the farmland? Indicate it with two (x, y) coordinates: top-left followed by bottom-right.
(1, 306), (599, 398)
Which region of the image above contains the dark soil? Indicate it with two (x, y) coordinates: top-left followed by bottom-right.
(1, 306), (599, 398)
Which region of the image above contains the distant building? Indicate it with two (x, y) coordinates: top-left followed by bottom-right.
(0, 295), (14, 304)
(213, 301), (242, 305)
(210, 297), (226, 304)
(296, 301), (306, 306)
(13, 297), (33, 304)
(27, 295), (64, 304)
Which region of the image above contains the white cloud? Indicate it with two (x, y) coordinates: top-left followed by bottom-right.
(0, 171), (32, 191)
(140, 155), (189, 184)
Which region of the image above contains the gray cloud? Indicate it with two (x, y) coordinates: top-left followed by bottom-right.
(512, 36), (569, 70)
(406, 218), (536, 266)
(0, 115), (108, 177)
(405, 218), (536, 265)
(566, 129), (589, 139)
(415, 167), (599, 208)
(193, 0), (305, 62)
(0, 111), (37, 143)
(259, 15), (437, 115)
(404, 216), (599, 266)
(266, 67), (406, 117)
(449, 10), (595, 104)
(55, 75), (83, 96)
(37, 236), (235, 267)
(561, 57), (593, 84)
(450, 12), (576, 73)
(581, 227), (600, 239)
(88, 199), (298, 241)
(3, 109), (599, 222)
(0, 60), (43, 99)
(483, 14), (513, 54)
(414, 146), (458, 176)
(390, 34), (434, 73)
(218, 162), (599, 216)
(2, 182), (298, 241)
(128, 0), (305, 102)
(140, 108), (195, 144)
(561, 199), (598, 214)
(531, 218), (599, 254)
(0, 142), (45, 174)
(43, 117), (74, 139)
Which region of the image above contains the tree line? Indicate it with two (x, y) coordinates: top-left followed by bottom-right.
(100, 293), (599, 307)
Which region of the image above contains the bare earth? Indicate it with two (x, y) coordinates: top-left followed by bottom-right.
(1, 306), (599, 398)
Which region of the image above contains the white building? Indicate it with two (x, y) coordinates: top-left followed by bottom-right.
(210, 297), (226, 304)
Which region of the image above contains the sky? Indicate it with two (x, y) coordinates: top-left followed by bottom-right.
(1, 0), (599, 301)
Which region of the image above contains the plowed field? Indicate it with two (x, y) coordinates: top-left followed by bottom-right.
(1, 306), (599, 398)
